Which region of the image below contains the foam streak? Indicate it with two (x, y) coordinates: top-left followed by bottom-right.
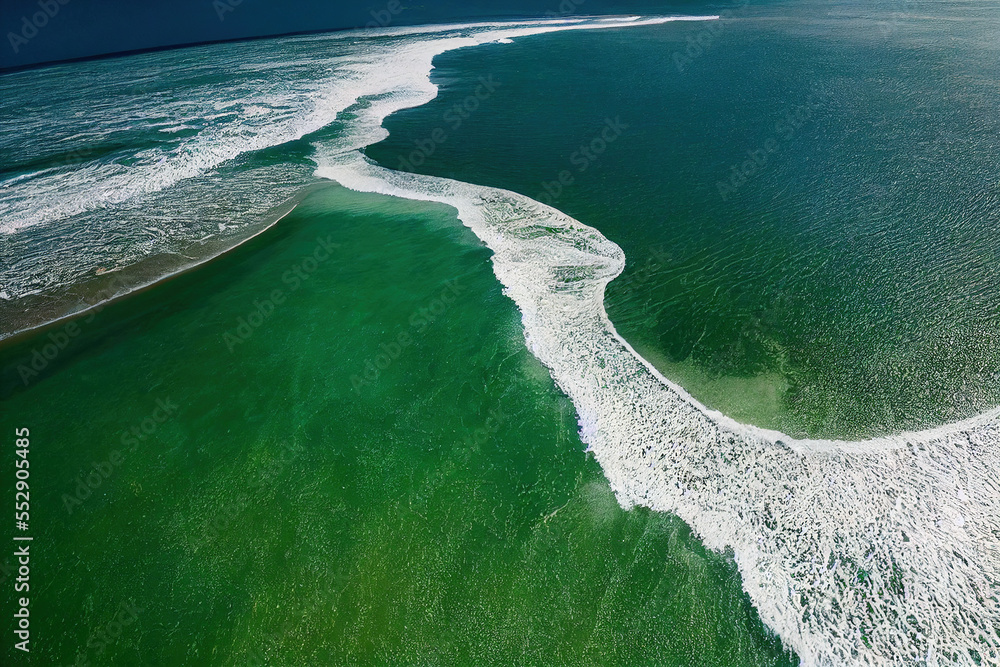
(312, 16), (1000, 666)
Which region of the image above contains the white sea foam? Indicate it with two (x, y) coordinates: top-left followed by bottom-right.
(0, 16), (703, 236)
(309, 16), (1000, 667)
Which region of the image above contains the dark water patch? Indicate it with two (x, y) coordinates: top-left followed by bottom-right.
(365, 3), (1000, 438)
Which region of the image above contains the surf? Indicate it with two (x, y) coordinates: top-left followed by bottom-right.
(2, 13), (995, 664)
(0, 16), (715, 342)
(308, 16), (1000, 667)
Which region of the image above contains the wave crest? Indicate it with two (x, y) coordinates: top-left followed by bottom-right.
(312, 16), (1000, 666)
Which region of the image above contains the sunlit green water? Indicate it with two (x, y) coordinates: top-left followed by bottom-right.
(0, 185), (794, 665)
(367, 0), (1000, 439)
(7, 3), (997, 661)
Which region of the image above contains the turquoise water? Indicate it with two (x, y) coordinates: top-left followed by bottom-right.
(2, 7), (1000, 665)
(0, 184), (793, 664)
(367, 0), (1000, 439)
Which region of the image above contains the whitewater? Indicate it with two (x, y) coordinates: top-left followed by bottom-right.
(310, 16), (1000, 667)
(2, 15), (997, 666)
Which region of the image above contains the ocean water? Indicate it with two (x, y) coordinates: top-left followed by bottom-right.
(367, 0), (1000, 440)
(0, 183), (790, 665)
(1, 7), (999, 667)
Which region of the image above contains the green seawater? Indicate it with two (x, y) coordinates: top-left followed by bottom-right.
(6, 3), (998, 661)
(0, 185), (795, 665)
(367, 0), (1000, 439)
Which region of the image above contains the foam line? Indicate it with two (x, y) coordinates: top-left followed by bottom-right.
(0, 16), (715, 237)
(310, 16), (1000, 667)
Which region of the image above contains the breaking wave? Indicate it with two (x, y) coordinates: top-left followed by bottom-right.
(3, 13), (996, 664)
(310, 16), (1000, 667)
(0, 16), (713, 334)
